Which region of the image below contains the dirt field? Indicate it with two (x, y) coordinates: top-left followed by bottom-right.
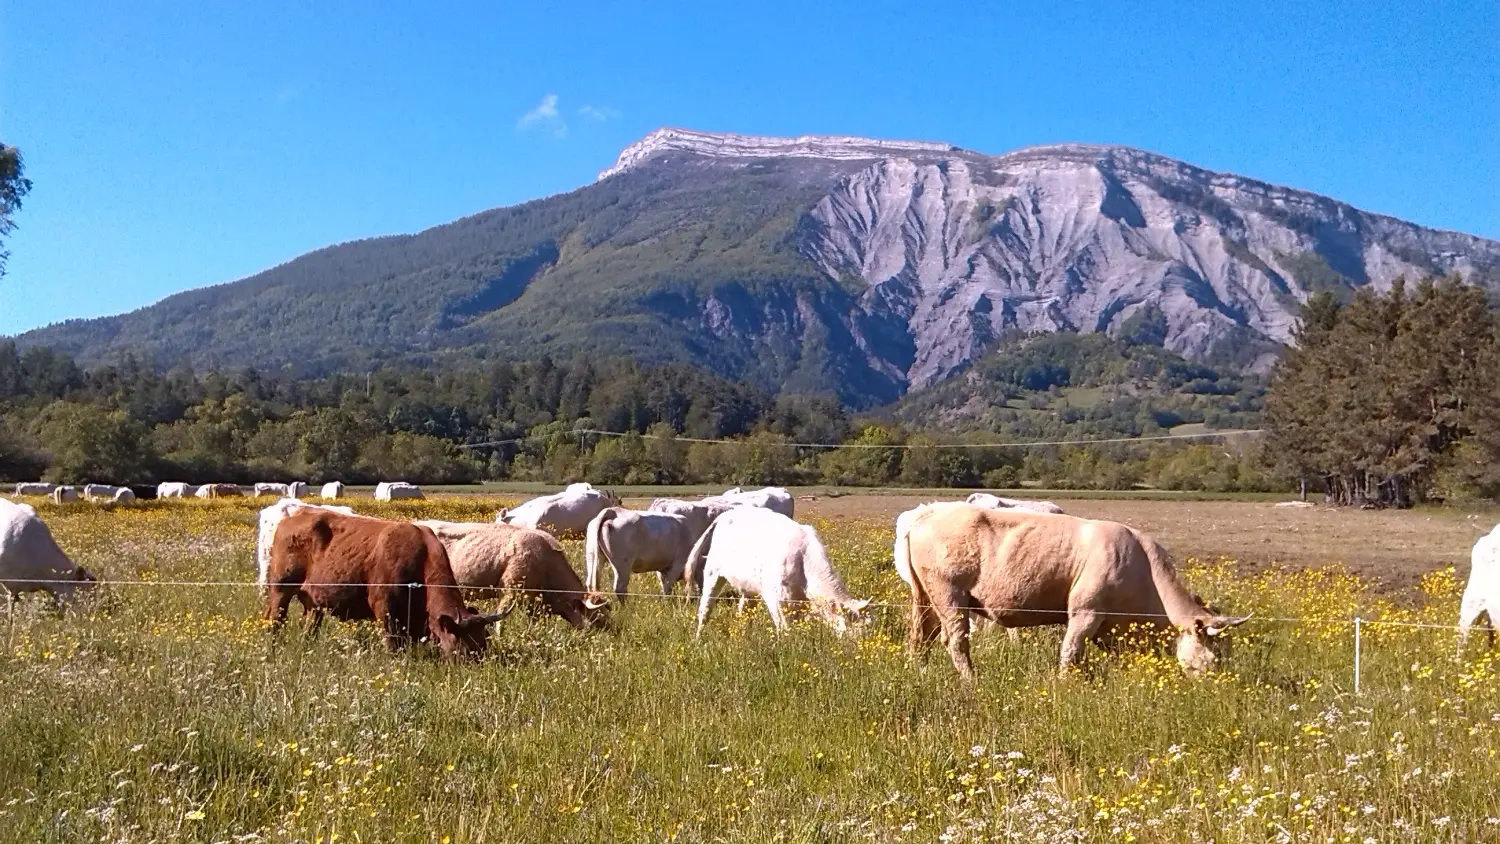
(646, 494), (1485, 594)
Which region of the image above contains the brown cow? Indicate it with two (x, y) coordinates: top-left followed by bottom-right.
(266, 510), (505, 657)
(415, 520), (611, 629)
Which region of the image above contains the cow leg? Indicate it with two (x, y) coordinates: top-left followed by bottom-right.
(612, 563), (632, 603)
(736, 594), (749, 614)
(1005, 627), (1021, 644)
(763, 594), (789, 633)
(1060, 610), (1104, 673)
(657, 570), (674, 596)
(695, 572), (721, 639)
(294, 593), (325, 636)
(933, 601), (974, 681)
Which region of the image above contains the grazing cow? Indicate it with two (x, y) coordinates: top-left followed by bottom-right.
(0, 499), (96, 603)
(254, 482), (291, 498)
(111, 488), (136, 504)
(687, 507), (869, 637)
(902, 505), (1249, 680)
(584, 507), (695, 599)
(415, 520), (611, 629)
(375, 481), (425, 502)
(709, 486), (795, 518)
(196, 484), (242, 499)
(647, 497), (736, 546)
(51, 487), (80, 504)
(256, 499), (357, 590)
(320, 481), (345, 500)
(83, 484), (126, 503)
(1459, 525), (1500, 652)
(13, 483), (55, 497)
(265, 510), (504, 657)
(157, 482), (198, 499)
(965, 492), (1064, 515)
(287, 481), (309, 499)
(498, 485), (620, 536)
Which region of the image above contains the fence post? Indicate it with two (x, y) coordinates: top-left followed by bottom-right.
(1353, 617), (1362, 695)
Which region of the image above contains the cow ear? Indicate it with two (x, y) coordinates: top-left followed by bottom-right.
(848, 598), (871, 614)
(437, 615), (461, 636)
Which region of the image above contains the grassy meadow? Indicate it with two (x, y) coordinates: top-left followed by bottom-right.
(1, 496), (1497, 842)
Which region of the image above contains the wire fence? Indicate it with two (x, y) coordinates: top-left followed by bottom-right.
(456, 428), (1265, 451)
(5, 574), (1489, 695)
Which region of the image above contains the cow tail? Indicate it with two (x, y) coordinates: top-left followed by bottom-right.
(905, 525), (939, 654)
(683, 518), (720, 597)
(585, 508), (618, 591)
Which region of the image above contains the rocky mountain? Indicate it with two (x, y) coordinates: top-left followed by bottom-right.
(17, 127), (1500, 406)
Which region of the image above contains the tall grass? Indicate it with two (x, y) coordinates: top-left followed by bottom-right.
(0, 498), (1496, 842)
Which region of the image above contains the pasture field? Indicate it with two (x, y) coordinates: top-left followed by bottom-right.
(2, 495), (1498, 842)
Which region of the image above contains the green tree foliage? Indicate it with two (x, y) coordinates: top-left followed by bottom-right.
(0, 143), (32, 280)
(1264, 276), (1500, 506)
(0, 335), (1292, 491)
(32, 401), (156, 483)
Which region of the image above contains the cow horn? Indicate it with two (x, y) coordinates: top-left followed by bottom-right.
(1204, 613), (1252, 636)
(476, 606), (513, 625)
(583, 594), (610, 610)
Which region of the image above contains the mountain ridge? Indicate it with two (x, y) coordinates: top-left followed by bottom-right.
(15, 127), (1500, 407)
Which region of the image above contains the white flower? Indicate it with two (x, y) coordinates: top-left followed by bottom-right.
(970, 745), (985, 757)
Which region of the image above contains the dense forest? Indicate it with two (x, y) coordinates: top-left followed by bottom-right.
(0, 330), (1285, 493)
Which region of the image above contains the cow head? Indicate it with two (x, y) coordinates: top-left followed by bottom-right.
(1175, 614), (1252, 676)
(579, 592), (612, 628)
(433, 605), (511, 658)
(824, 598), (873, 637)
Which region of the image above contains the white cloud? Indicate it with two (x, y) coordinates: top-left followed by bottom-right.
(578, 104), (621, 122)
(518, 93), (566, 137)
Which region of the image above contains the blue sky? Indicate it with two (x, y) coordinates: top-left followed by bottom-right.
(1, 0), (1496, 335)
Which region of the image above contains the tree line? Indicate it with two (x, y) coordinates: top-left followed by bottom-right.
(0, 340), (1286, 492)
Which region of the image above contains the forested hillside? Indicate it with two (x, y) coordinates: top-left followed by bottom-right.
(16, 129), (1500, 408)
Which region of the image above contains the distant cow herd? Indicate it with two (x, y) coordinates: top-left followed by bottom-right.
(4, 483), (1499, 677)
(13, 479), (425, 504)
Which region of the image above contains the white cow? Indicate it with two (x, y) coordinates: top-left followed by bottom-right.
(966, 492), (1064, 515)
(0, 499), (96, 603)
(112, 488), (136, 503)
(499, 486), (620, 536)
(254, 482), (291, 498)
(83, 484), (127, 503)
(287, 481), (309, 499)
(319, 481), (345, 500)
(375, 481), (424, 501)
(585, 507), (695, 599)
(687, 507), (869, 637)
(13, 483), (55, 497)
(255, 499), (356, 590)
(709, 486), (795, 518)
(157, 482), (198, 499)
(51, 487), (80, 504)
(1460, 525), (1500, 652)
(647, 497), (737, 546)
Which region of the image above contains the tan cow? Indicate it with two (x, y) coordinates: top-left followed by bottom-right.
(903, 505), (1249, 679)
(415, 520), (610, 630)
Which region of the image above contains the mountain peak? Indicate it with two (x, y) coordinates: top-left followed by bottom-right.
(598, 127), (964, 180)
